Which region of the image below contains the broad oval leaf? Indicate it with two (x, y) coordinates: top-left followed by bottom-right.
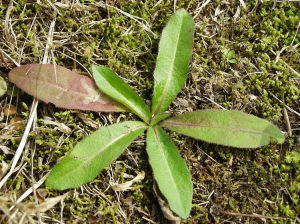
(161, 110), (285, 148)
(146, 126), (192, 218)
(9, 64), (124, 112)
(151, 9), (194, 116)
(92, 65), (151, 123)
(46, 121), (146, 190)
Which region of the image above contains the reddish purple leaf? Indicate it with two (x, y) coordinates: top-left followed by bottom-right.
(9, 64), (125, 112)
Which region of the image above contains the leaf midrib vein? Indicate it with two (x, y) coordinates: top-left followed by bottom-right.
(162, 121), (267, 135)
(26, 77), (100, 101)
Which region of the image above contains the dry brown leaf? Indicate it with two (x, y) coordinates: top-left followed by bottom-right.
(77, 112), (100, 129)
(36, 188), (48, 203)
(43, 116), (72, 134)
(111, 171), (145, 191)
(0, 196), (11, 220)
(0, 146), (14, 155)
(173, 98), (189, 107)
(4, 104), (16, 116)
(9, 64), (125, 112)
(18, 193), (68, 215)
(9, 117), (24, 130)
(88, 214), (102, 223)
(0, 161), (9, 179)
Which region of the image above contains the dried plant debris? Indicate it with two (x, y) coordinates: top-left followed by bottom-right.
(0, 193), (67, 223)
(0, 77), (7, 97)
(111, 171), (145, 191)
(0, 0), (299, 223)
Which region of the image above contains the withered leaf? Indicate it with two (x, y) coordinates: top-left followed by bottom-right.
(9, 64), (125, 112)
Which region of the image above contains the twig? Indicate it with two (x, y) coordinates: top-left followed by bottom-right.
(193, 0), (211, 19)
(270, 92), (300, 117)
(275, 43), (300, 63)
(282, 60), (300, 77)
(154, 0), (164, 8)
(18, 14), (37, 65)
(290, 21), (300, 46)
(0, 49), (20, 66)
(271, 49), (300, 77)
(203, 96), (226, 110)
(95, 2), (155, 37)
(173, 0), (177, 12)
(9, 172), (50, 211)
(54, 49), (92, 77)
(0, 100), (38, 189)
(4, 0), (14, 41)
(283, 107), (292, 136)
(196, 144), (220, 164)
(31, 144), (42, 223)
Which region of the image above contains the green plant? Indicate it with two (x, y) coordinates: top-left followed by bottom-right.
(9, 9), (284, 219)
(221, 47), (237, 64)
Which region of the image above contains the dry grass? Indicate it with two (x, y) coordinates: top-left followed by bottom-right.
(0, 0), (299, 223)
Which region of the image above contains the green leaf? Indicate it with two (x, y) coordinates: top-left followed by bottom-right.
(146, 126), (192, 218)
(228, 50), (235, 59)
(221, 47), (228, 55)
(151, 9), (194, 116)
(93, 65), (151, 123)
(161, 110), (284, 148)
(46, 121), (146, 190)
(229, 59), (237, 63)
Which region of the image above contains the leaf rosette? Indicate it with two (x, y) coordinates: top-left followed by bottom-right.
(9, 8), (284, 219)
